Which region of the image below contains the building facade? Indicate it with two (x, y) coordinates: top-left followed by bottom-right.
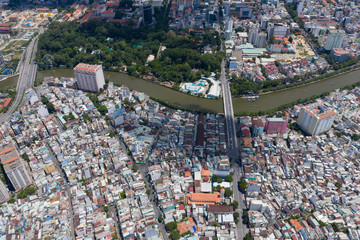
(143, 4), (153, 25)
(252, 117), (265, 137)
(267, 23), (289, 39)
(265, 118), (288, 135)
(330, 48), (350, 63)
(324, 30), (345, 51)
(0, 142), (32, 191)
(297, 102), (336, 135)
(229, 57), (238, 70)
(249, 31), (267, 48)
(257, 32), (267, 48)
(74, 63), (105, 92)
(0, 181), (9, 204)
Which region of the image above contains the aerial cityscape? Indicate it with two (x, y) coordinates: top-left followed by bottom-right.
(0, 0), (359, 239)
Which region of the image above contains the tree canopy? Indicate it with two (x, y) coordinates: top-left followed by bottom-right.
(36, 21), (222, 84)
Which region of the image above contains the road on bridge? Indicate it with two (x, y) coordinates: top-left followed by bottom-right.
(220, 58), (248, 240)
(0, 27), (44, 124)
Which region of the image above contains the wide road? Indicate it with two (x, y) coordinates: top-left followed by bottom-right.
(221, 59), (248, 239)
(221, 60), (238, 159)
(0, 27), (43, 124)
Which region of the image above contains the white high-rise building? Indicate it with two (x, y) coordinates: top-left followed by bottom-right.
(224, 1), (230, 18)
(260, 17), (269, 30)
(248, 30), (258, 45)
(225, 19), (233, 33)
(257, 32), (267, 48)
(248, 31), (267, 48)
(324, 30), (345, 51)
(297, 102), (336, 135)
(297, 1), (304, 15)
(74, 63), (105, 92)
(225, 20), (233, 41)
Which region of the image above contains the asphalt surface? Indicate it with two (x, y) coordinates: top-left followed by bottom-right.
(220, 60), (238, 159)
(0, 28), (43, 125)
(220, 59), (248, 239)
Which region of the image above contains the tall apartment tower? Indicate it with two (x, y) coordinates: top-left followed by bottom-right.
(194, 0), (201, 9)
(257, 32), (267, 48)
(260, 17), (269, 30)
(224, 1), (230, 18)
(143, 4), (153, 25)
(248, 30), (258, 45)
(297, 1), (304, 15)
(324, 30), (345, 51)
(74, 63), (105, 92)
(225, 19), (233, 41)
(0, 142), (32, 191)
(297, 102), (336, 135)
(248, 31), (267, 48)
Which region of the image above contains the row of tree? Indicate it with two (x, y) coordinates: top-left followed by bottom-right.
(231, 60), (360, 96)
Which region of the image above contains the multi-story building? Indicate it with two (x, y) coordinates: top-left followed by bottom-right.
(324, 29), (345, 51)
(143, 4), (153, 25)
(238, 3), (252, 19)
(249, 31), (267, 48)
(248, 30), (258, 45)
(0, 142), (32, 191)
(74, 63), (105, 92)
(265, 118), (288, 135)
(297, 102), (336, 135)
(330, 48), (350, 63)
(225, 19), (233, 41)
(260, 17), (269, 30)
(224, 1), (230, 18)
(0, 181), (9, 203)
(229, 57), (238, 70)
(257, 32), (267, 48)
(187, 192), (222, 205)
(252, 117), (265, 137)
(267, 23), (289, 39)
(297, 1), (304, 15)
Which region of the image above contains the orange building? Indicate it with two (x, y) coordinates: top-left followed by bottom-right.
(177, 217), (197, 235)
(290, 219), (303, 232)
(187, 192), (221, 205)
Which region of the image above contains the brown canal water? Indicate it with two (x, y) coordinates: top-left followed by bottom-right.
(3, 69), (358, 114)
(0, 76), (19, 90)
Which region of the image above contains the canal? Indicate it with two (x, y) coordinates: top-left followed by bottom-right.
(0, 76), (18, 90)
(1, 69), (359, 114)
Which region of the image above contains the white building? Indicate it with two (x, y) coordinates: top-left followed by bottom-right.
(250, 32), (267, 48)
(224, 1), (230, 18)
(257, 32), (267, 48)
(324, 30), (345, 51)
(297, 102), (336, 135)
(297, 1), (304, 15)
(38, 106), (49, 118)
(74, 63), (105, 92)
